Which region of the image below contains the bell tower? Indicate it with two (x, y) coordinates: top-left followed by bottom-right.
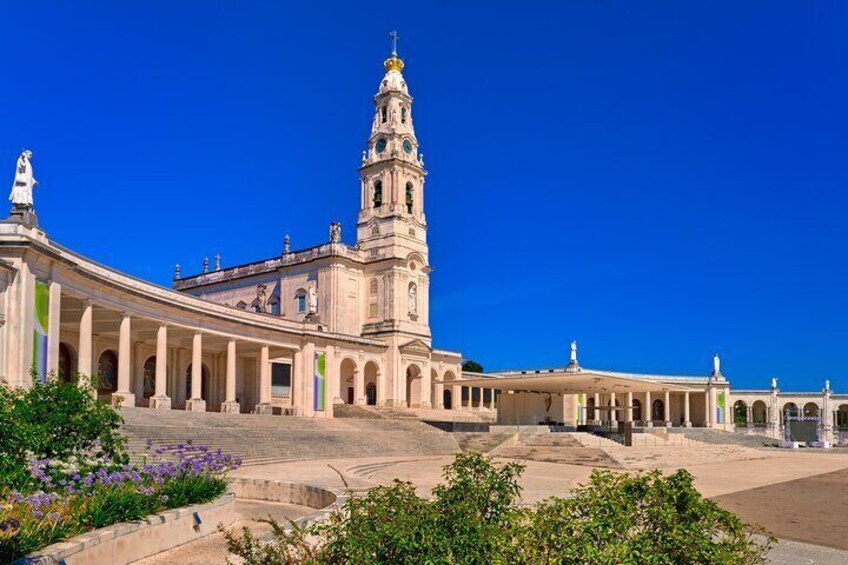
(357, 33), (428, 263)
(357, 33), (431, 344)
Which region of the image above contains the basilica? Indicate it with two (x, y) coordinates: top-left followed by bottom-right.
(0, 43), (844, 445)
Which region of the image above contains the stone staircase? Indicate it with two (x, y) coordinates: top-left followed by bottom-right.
(672, 427), (779, 449)
(120, 408), (460, 467)
(332, 404), (495, 424)
(491, 430), (621, 468)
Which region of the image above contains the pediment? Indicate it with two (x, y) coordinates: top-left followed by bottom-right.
(399, 339), (432, 354)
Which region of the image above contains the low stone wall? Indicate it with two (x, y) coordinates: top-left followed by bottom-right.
(15, 493), (236, 565)
(227, 477), (347, 530)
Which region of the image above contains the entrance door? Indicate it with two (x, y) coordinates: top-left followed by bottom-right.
(443, 389), (452, 409)
(347, 387), (354, 405)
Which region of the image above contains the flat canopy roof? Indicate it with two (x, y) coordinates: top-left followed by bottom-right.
(446, 371), (697, 395)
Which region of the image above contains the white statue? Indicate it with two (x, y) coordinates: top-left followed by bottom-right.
(825, 379), (831, 392)
(713, 353), (721, 375)
(771, 377), (778, 389)
(307, 284), (318, 315)
(256, 284), (267, 313)
(570, 340), (578, 364)
(9, 150), (37, 208)
(408, 284), (417, 315)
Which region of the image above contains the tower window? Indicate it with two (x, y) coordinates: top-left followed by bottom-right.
(370, 279), (378, 295)
(373, 180), (383, 208)
(405, 182), (414, 214)
(401, 107), (407, 124)
(380, 106), (387, 123)
(295, 289), (307, 313)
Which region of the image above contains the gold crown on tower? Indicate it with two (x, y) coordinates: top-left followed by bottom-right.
(384, 54), (404, 72)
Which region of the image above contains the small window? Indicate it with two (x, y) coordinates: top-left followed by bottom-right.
(369, 279), (378, 296)
(369, 303), (378, 318)
(373, 180), (383, 208)
(296, 289), (307, 313)
(268, 297), (280, 315)
(401, 107), (407, 124)
(380, 106), (387, 123)
(405, 182), (414, 214)
(271, 363), (291, 397)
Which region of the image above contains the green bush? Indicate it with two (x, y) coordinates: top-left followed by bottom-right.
(0, 375), (126, 493)
(225, 453), (773, 565)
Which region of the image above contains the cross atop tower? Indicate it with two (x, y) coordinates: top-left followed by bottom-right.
(389, 30), (399, 56)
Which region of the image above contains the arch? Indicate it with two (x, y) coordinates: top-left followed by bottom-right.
(405, 182), (414, 214)
(803, 402), (820, 418)
(142, 356), (156, 399)
(733, 400), (748, 424)
(58, 342), (76, 383)
(185, 362), (210, 401)
(632, 398), (642, 422)
(752, 400), (768, 424)
(651, 399), (664, 422)
(406, 364), (423, 407)
(339, 357), (357, 405)
(401, 106), (407, 124)
(363, 360), (379, 406)
(380, 105), (387, 123)
(443, 388), (452, 409)
(837, 404), (848, 428)
(782, 402), (799, 423)
(587, 396), (596, 420)
(96, 350), (118, 395)
(373, 180), (383, 208)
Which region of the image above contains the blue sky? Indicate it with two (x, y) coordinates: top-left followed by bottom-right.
(1, 2), (846, 391)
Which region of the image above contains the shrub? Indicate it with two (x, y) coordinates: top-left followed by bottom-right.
(0, 376), (126, 493)
(225, 453), (773, 565)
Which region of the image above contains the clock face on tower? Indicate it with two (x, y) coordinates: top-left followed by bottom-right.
(375, 138), (387, 153)
(402, 139), (413, 154)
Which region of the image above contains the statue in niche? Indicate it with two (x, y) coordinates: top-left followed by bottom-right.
(408, 284), (417, 315)
(9, 149), (37, 208)
(329, 222), (342, 243)
(256, 284), (268, 313)
(308, 284), (318, 315)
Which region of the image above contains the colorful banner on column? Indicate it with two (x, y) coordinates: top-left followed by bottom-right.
(33, 280), (50, 383)
(716, 391), (726, 424)
(313, 352), (326, 412)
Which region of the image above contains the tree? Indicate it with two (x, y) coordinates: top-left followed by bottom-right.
(462, 360), (484, 373)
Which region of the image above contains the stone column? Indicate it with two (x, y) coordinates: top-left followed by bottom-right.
(78, 300), (93, 381)
(221, 339), (240, 413)
(150, 324), (171, 409)
(705, 388), (712, 427)
(683, 391), (692, 427)
(593, 393), (600, 424)
(664, 390), (671, 427)
(355, 368), (365, 405)
(46, 280), (62, 377)
(255, 345), (273, 414)
(746, 405), (753, 428)
(625, 392), (633, 423)
(452, 383), (461, 410)
(186, 332), (206, 412)
(113, 313), (135, 407)
(644, 391), (653, 427)
(609, 392), (618, 426)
